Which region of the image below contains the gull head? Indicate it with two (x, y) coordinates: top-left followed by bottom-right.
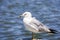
(19, 12), (32, 18)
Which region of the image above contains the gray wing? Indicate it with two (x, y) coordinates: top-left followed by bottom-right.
(30, 17), (50, 32)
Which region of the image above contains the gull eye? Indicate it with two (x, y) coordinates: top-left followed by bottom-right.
(24, 14), (27, 15)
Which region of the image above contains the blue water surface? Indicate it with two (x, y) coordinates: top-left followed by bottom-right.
(0, 0), (60, 40)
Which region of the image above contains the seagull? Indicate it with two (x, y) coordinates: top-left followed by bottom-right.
(19, 12), (57, 39)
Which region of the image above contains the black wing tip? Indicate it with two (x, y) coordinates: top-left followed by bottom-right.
(49, 29), (58, 34)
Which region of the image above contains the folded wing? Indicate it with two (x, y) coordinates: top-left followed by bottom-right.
(30, 17), (51, 32)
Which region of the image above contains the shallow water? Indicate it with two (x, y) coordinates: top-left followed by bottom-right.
(0, 0), (60, 40)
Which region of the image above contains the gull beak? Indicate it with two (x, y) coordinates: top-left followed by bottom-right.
(18, 14), (23, 18)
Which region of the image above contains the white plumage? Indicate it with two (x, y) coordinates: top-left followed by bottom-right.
(19, 12), (57, 40)
(20, 12), (54, 33)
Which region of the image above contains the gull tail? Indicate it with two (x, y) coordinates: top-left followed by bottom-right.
(49, 29), (57, 34)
